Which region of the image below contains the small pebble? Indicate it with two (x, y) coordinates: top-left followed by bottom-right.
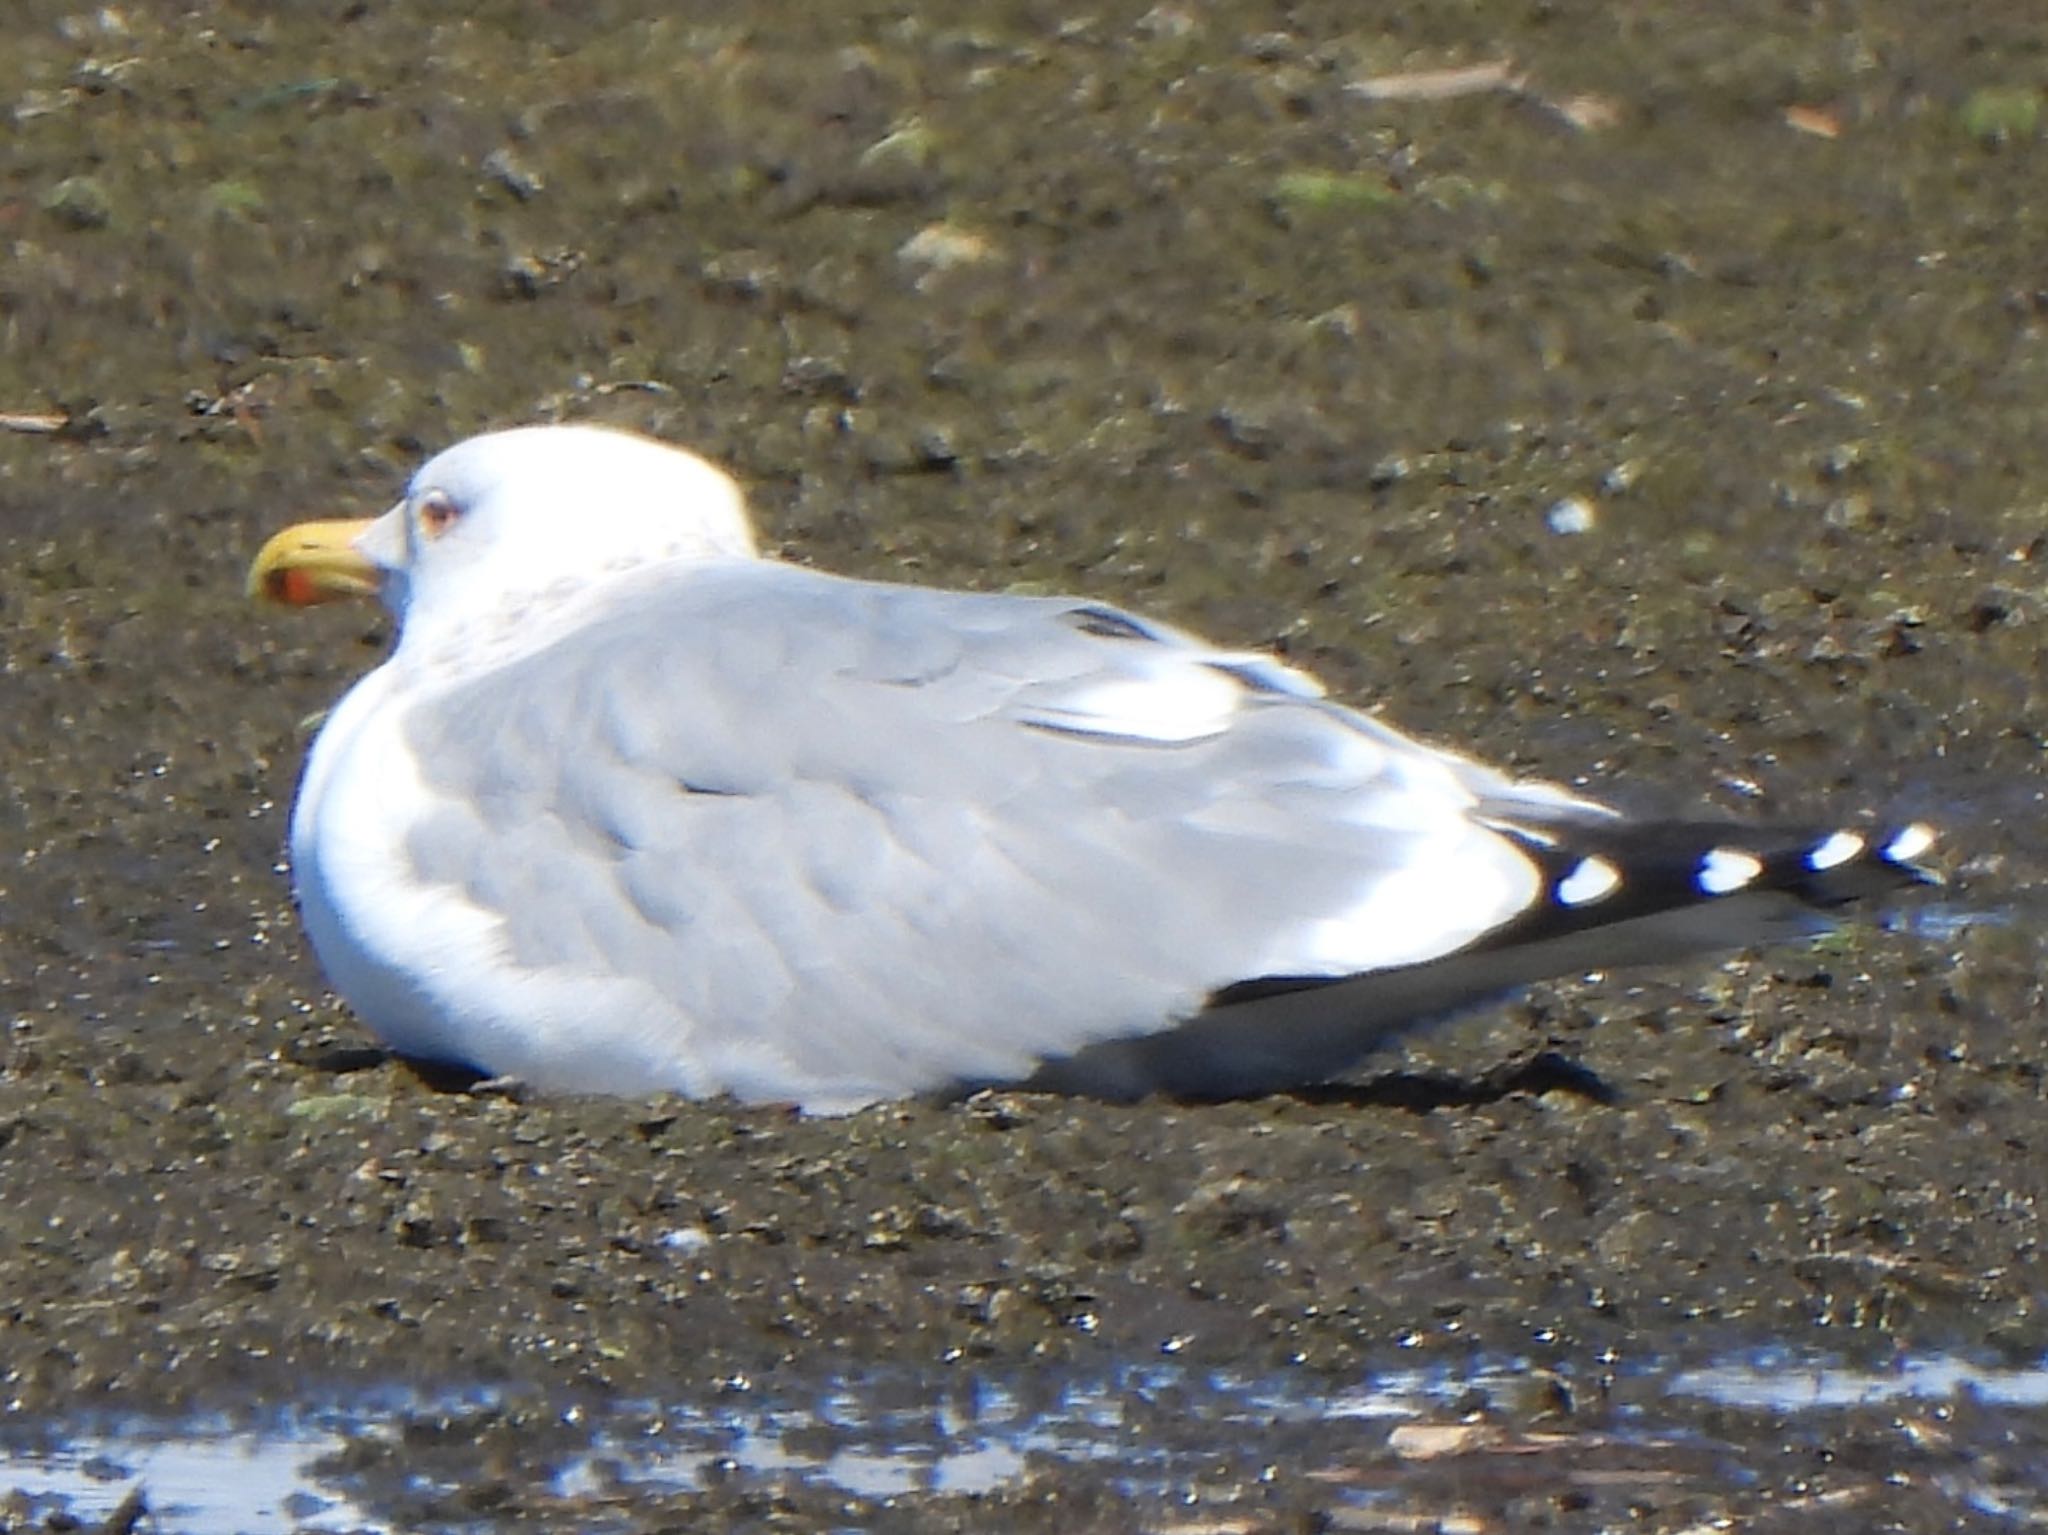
(1545, 495), (1597, 535)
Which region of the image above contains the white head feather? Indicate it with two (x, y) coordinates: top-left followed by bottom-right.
(352, 424), (758, 650)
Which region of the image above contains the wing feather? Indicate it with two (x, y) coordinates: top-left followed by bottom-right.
(391, 559), (1544, 1101)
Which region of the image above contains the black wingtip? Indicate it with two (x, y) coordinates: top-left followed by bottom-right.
(1784, 820), (1941, 903)
(1474, 815), (1940, 953)
(1197, 818), (1940, 1019)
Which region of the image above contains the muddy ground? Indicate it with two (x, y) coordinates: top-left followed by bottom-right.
(2, 1), (2046, 1529)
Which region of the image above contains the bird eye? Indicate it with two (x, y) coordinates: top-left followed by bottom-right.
(416, 488), (461, 539)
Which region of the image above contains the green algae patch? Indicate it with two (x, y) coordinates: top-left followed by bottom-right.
(1958, 85), (2042, 146)
(1269, 169), (1400, 214)
(286, 1092), (386, 1124)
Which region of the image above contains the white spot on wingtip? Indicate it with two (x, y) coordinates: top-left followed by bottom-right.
(1885, 822), (1936, 863)
(1698, 847), (1764, 895)
(1806, 830), (1866, 871)
(1555, 855), (1621, 907)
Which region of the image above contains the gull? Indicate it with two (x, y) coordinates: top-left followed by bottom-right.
(248, 424), (1935, 1111)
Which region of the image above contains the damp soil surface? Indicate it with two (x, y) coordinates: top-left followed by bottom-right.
(3, 1), (2047, 1529)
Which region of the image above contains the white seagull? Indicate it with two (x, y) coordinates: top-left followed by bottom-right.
(248, 424), (1935, 1112)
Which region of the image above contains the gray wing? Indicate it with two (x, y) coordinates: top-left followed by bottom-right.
(397, 558), (1579, 1106)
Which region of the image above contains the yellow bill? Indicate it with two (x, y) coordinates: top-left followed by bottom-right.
(247, 518), (382, 606)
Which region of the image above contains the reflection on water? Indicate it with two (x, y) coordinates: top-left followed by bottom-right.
(1671, 1351), (2048, 1410)
(5, 1350), (2045, 1532)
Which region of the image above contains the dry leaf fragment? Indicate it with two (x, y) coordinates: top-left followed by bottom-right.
(1548, 93), (1622, 132)
(1784, 104), (1842, 138)
(1349, 60), (1522, 103)
(0, 410), (66, 434)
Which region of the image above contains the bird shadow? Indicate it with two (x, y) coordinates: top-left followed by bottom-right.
(1286, 1050), (1618, 1113)
(309, 1042), (1617, 1115)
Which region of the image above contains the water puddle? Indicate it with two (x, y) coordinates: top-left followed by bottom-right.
(0, 1406), (383, 1532)
(1672, 1350), (2048, 1410)
(6, 1349), (2046, 1531)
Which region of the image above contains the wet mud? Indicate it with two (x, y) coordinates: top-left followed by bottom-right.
(3, 1), (2046, 1529)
